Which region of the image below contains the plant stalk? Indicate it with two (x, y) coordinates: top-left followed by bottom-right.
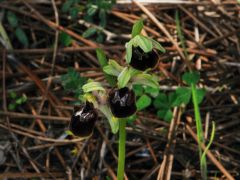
(117, 119), (126, 180)
(191, 84), (207, 180)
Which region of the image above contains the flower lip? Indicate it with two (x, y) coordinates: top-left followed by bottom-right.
(130, 46), (159, 71)
(108, 87), (137, 118)
(70, 101), (98, 137)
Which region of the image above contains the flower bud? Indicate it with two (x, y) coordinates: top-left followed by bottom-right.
(69, 101), (98, 137)
(130, 47), (159, 71)
(108, 87), (137, 118)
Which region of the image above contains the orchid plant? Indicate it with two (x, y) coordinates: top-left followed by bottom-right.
(67, 19), (165, 180)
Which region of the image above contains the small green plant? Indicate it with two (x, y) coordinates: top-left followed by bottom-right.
(61, 0), (116, 43)
(8, 91), (27, 110)
(82, 0), (116, 42)
(6, 11), (29, 47)
(61, 68), (87, 101)
(175, 10), (215, 179)
(61, 0), (83, 19)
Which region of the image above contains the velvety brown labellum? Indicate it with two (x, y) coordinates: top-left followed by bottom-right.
(130, 47), (159, 71)
(69, 101), (98, 137)
(108, 87), (137, 118)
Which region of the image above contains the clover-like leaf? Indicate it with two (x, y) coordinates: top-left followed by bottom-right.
(196, 88), (206, 104)
(136, 94), (152, 111)
(172, 87), (191, 106)
(153, 93), (169, 109)
(144, 86), (159, 97)
(59, 32), (72, 46)
(182, 71), (200, 85)
(157, 109), (173, 122)
(133, 84), (144, 97)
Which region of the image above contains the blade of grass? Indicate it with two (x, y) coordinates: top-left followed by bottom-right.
(176, 10), (207, 179)
(201, 121), (215, 167)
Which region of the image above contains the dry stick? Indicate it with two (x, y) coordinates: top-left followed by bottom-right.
(0, 111), (69, 122)
(0, 172), (65, 179)
(132, 0), (192, 71)
(186, 124), (235, 180)
(157, 108), (179, 180)
(0, 123), (84, 143)
(2, 45), (125, 54)
(178, 5), (218, 38)
(37, 0), (60, 116)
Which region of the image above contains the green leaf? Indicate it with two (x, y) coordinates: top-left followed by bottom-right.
(82, 81), (105, 93)
(153, 93), (169, 109)
(15, 28), (29, 47)
(103, 65), (120, 76)
(65, 130), (74, 136)
(99, 9), (106, 27)
(132, 73), (159, 89)
(16, 96), (25, 105)
(99, 105), (119, 134)
(157, 109), (173, 122)
(125, 41), (133, 64)
(126, 114), (137, 124)
(9, 91), (17, 99)
(61, 68), (87, 95)
(144, 86), (159, 97)
(131, 19), (144, 38)
(182, 71), (200, 85)
(7, 11), (18, 28)
(96, 49), (116, 86)
(62, 0), (75, 12)
(168, 92), (178, 107)
(134, 35), (152, 53)
(172, 87), (191, 106)
(196, 88), (206, 104)
(109, 60), (124, 72)
(118, 67), (131, 88)
(59, 32), (72, 46)
(103, 60), (124, 76)
(96, 48), (107, 67)
(96, 32), (104, 43)
(70, 6), (80, 19)
(151, 39), (166, 53)
(8, 104), (16, 110)
(82, 27), (97, 38)
(87, 6), (98, 16)
(136, 94), (151, 111)
(133, 84), (144, 97)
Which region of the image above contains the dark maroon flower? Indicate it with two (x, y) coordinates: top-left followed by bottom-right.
(108, 87), (137, 118)
(69, 101), (98, 137)
(130, 47), (159, 71)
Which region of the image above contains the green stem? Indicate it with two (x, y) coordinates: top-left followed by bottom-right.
(117, 119), (126, 180)
(191, 84), (207, 180)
